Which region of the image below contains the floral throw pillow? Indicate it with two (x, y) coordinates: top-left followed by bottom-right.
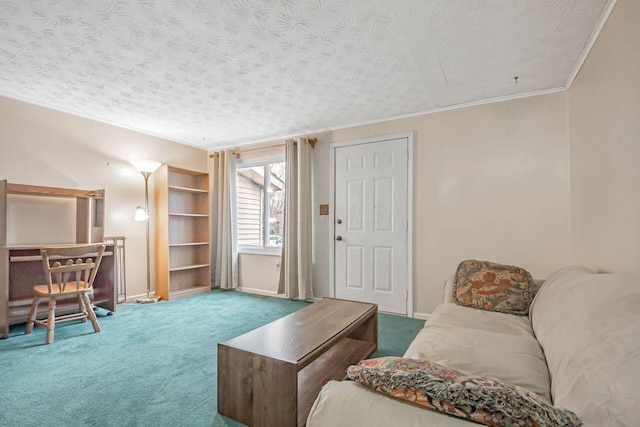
(348, 357), (581, 427)
(454, 259), (535, 315)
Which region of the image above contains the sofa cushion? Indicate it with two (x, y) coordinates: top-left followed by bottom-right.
(405, 303), (551, 401)
(347, 357), (581, 427)
(530, 267), (640, 425)
(454, 259), (535, 315)
(443, 274), (544, 304)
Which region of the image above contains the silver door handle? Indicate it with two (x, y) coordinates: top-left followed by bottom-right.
(336, 236), (343, 241)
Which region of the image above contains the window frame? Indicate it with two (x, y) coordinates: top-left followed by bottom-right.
(235, 152), (285, 255)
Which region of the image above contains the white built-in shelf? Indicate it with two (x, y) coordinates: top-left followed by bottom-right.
(168, 213), (209, 217)
(169, 263), (210, 272)
(168, 185), (208, 194)
(169, 242), (209, 247)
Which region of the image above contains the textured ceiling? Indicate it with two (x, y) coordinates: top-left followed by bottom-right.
(0, 0), (609, 149)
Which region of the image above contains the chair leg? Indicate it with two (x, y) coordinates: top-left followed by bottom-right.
(45, 298), (56, 344)
(25, 297), (39, 335)
(84, 294), (101, 333)
(78, 295), (87, 323)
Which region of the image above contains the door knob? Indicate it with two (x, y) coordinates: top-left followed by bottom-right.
(336, 219), (343, 224)
(336, 235), (343, 241)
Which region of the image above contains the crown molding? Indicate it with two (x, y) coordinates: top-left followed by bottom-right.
(3, 84), (567, 154)
(211, 87), (567, 151)
(566, 0), (618, 89)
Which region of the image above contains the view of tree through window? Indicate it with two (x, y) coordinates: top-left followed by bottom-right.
(236, 162), (285, 247)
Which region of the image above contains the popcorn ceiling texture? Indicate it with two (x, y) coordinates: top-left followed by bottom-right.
(0, 0), (608, 148)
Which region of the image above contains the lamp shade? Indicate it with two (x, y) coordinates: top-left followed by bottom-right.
(134, 206), (149, 221)
(131, 159), (162, 174)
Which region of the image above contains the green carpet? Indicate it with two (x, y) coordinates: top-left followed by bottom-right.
(0, 290), (424, 427)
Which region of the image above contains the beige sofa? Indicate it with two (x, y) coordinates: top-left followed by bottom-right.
(307, 266), (640, 426)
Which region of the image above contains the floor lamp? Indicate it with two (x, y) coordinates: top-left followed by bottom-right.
(132, 159), (162, 304)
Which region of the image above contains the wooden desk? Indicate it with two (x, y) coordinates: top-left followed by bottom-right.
(218, 298), (377, 427)
(0, 244), (116, 339)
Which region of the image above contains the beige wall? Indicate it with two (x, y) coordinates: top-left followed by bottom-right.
(314, 93), (572, 314)
(243, 92), (572, 314)
(568, 0), (640, 277)
(0, 96), (207, 299)
(238, 253), (281, 295)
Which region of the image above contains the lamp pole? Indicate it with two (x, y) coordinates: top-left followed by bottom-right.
(131, 159), (162, 304)
(143, 172), (153, 301)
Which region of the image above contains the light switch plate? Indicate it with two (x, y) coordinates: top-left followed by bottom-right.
(319, 204), (329, 215)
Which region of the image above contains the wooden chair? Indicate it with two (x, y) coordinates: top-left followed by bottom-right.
(25, 244), (106, 344)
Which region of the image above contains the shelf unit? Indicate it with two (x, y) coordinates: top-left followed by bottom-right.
(154, 165), (211, 300)
(0, 180), (105, 246)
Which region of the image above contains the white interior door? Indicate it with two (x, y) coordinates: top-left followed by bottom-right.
(334, 137), (408, 314)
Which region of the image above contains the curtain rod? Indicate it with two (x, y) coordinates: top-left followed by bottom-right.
(208, 138), (316, 158)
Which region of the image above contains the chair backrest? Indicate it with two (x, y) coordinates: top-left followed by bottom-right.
(40, 244), (106, 294)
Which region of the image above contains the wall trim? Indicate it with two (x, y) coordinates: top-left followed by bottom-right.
(236, 287), (280, 297)
(125, 292), (147, 302)
(413, 312), (430, 320)
(406, 135), (414, 318)
(209, 87), (566, 151)
(565, 0), (618, 89)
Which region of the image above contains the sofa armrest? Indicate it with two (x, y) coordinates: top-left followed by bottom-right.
(307, 381), (475, 427)
(443, 275), (455, 303)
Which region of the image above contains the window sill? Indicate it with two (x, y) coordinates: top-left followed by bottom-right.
(238, 246), (282, 256)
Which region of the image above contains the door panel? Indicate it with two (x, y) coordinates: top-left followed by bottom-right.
(374, 178), (393, 232)
(346, 180), (364, 231)
(334, 138), (408, 314)
(373, 246), (393, 292)
(346, 246), (364, 289)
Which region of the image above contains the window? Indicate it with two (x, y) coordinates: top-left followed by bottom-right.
(236, 159), (285, 249)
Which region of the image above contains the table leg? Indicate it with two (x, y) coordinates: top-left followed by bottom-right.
(218, 344), (298, 427)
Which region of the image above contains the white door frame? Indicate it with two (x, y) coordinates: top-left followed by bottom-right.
(329, 132), (414, 317)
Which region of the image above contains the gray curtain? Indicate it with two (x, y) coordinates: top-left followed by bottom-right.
(211, 149), (238, 289)
(278, 138), (313, 300)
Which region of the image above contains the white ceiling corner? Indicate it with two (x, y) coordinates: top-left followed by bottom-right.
(565, 0), (618, 89)
(0, 0), (610, 149)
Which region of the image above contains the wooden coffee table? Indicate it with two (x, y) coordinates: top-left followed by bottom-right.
(218, 298), (377, 427)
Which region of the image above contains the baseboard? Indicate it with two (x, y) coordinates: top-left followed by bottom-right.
(126, 289), (429, 319)
(125, 293), (148, 302)
(236, 287), (280, 297)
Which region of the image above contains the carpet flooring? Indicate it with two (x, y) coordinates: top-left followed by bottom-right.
(0, 289), (424, 427)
